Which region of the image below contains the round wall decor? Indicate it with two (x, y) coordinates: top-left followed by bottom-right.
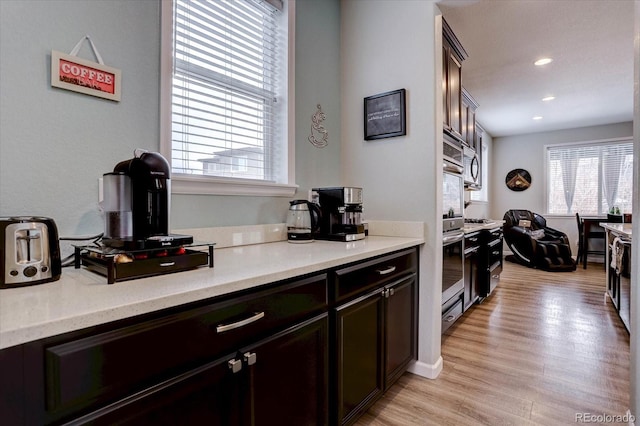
(505, 169), (532, 191)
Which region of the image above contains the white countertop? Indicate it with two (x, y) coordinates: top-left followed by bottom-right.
(463, 220), (505, 234)
(600, 222), (633, 238)
(0, 235), (423, 349)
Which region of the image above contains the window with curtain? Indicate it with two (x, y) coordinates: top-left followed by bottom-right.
(546, 139), (633, 215)
(162, 0), (293, 195)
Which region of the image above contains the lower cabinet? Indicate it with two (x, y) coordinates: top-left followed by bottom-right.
(78, 314), (329, 426)
(0, 247), (418, 426)
(333, 248), (418, 426)
(463, 231), (480, 311)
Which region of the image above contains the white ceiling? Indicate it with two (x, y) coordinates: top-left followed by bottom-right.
(438, 0), (635, 138)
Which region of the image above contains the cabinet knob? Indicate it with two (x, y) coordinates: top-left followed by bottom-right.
(244, 352), (257, 366)
(228, 358), (242, 373)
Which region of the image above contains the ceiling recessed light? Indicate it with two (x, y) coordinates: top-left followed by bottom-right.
(532, 116), (543, 120)
(534, 58), (553, 66)
(542, 96), (555, 102)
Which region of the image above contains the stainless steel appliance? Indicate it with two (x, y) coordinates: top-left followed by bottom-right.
(286, 200), (321, 243)
(463, 145), (480, 188)
(442, 225), (464, 303)
(0, 216), (62, 288)
(443, 134), (464, 233)
(311, 187), (365, 242)
(102, 149), (193, 250)
(442, 132), (465, 333)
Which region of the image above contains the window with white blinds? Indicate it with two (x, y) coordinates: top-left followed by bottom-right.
(162, 0), (293, 195)
(546, 139), (633, 215)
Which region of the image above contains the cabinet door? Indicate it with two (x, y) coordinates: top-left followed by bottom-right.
(250, 314), (328, 426)
(335, 290), (384, 425)
(442, 45), (450, 130)
(75, 315), (329, 426)
(448, 52), (462, 138)
(75, 354), (244, 426)
(384, 275), (416, 388)
(460, 98), (468, 144)
(464, 249), (479, 311)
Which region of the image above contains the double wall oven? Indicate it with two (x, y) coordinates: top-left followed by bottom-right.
(442, 133), (465, 331)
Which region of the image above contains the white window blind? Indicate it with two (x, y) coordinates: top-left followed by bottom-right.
(546, 139), (633, 215)
(170, 0), (284, 183)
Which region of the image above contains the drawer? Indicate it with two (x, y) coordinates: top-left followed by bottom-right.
(44, 273), (328, 416)
(333, 248), (417, 304)
(464, 232), (481, 251)
(441, 294), (463, 334)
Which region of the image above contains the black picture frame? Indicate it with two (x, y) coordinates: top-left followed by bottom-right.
(364, 88), (406, 141)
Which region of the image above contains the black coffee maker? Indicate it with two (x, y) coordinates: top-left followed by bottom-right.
(102, 150), (192, 249)
(312, 187), (366, 242)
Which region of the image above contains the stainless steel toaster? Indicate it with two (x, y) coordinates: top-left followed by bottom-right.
(0, 216), (62, 288)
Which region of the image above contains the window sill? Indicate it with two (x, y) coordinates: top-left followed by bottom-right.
(171, 175), (298, 197)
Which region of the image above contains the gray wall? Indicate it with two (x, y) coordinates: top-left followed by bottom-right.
(0, 0), (342, 236)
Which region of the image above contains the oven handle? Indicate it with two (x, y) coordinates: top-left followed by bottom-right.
(443, 232), (465, 245)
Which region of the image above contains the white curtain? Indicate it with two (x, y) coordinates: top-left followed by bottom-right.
(559, 149), (579, 214)
(602, 145), (624, 212)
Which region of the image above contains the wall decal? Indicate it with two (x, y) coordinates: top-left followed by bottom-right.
(308, 104), (328, 148)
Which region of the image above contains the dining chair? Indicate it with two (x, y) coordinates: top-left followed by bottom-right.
(575, 213), (584, 265)
(576, 212), (606, 269)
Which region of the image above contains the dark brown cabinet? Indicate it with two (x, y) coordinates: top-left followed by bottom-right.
(7, 274), (329, 425)
(463, 231), (480, 311)
(461, 87), (478, 150)
(1, 247), (420, 426)
(81, 314), (329, 426)
(333, 249), (417, 425)
(443, 19), (468, 141)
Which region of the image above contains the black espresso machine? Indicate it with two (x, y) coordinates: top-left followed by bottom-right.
(312, 187), (366, 242)
(102, 149), (193, 250)
(76, 150), (212, 284)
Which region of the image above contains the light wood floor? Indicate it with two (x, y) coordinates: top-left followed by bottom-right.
(356, 261), (630, 425)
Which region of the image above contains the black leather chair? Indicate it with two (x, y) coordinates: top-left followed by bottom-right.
(503, 210), (576, 272)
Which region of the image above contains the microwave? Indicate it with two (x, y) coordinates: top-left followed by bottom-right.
(443, 133), (463, 170)
(463, 146), (480, 188)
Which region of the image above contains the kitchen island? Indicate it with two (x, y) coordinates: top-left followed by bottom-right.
(601, 222), (632, 333)
(0, 223), (423, 425)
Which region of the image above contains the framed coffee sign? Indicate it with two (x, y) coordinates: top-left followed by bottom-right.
(364, 88), (406, 141)
(51, 36), (121, 101)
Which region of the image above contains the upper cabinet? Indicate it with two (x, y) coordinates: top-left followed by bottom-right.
(442, 19), (468, 142)
(462, 87), (479, 150)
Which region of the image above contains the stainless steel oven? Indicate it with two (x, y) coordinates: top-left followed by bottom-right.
(442, 227), (464, 303)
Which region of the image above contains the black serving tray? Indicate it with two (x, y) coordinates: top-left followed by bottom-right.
(74, 243), (214, 284)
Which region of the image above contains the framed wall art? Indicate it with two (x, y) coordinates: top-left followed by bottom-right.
(505, 169), (532, 191)
(364, 88), (406, 141)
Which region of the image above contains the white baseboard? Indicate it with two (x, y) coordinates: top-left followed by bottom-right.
(407, 356), (443, 379)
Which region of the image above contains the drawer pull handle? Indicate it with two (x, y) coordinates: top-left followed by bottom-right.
(160, 262), (176, 267)
(444, 315), (456, 322)
(376, 266), (396, 275)
(216, 312), (265, 334)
